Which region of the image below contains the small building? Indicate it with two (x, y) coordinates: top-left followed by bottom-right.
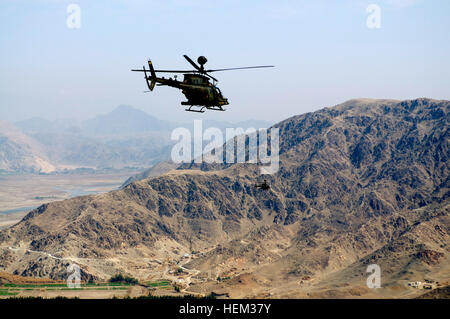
(408, 281), (421, 288)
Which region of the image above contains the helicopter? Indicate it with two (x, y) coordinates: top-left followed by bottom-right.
(132, 55), (274, 113)
(255, 179), (270, 190)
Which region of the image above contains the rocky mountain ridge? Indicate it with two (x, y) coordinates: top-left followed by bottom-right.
(0, 98), (448, 298)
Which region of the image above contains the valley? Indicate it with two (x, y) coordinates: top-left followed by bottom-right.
(0, 170), (137, 229)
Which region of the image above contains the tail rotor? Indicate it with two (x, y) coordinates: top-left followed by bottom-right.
(142, 60), (156, 91)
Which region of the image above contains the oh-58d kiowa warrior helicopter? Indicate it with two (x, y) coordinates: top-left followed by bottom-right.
(132, 55), (274, 113)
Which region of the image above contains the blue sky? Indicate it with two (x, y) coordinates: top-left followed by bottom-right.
(0, 0), (449, 123)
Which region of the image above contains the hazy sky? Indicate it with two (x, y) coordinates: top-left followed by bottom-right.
(0, 0), (449, 123)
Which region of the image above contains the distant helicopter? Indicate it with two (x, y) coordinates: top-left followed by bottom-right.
(132, 55), (274, 113)
(255, 179), (270, 190)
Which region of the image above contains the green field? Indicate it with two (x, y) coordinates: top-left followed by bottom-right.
(146, 280), (170, 287)
(0, 279), (176, 298)
(0, 282), (134, 296)
(0, 289), (19, 296)
(3, 282), (133, 288)
(3, 283), (67, 288)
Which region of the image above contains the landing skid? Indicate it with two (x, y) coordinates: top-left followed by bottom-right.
(185, 106), (205, 113)
(183, 104), (226, 113)
(206, 106), (226, 112)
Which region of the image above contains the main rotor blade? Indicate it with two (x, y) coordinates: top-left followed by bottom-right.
(183, 55), (201, 71)
(131, 69), (197, 73)
(206, 65), (274, 72)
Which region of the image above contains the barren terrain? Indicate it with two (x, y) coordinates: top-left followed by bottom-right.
(0, 98), (448, 299)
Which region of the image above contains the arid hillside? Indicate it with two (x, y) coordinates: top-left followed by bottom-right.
(0, 120), (55, 173)
(0, 98), (448, 298)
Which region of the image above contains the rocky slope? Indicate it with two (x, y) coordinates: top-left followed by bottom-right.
(0, 98), (448, 298)
(120, 160), (180, 188)
(0, 120), (55, 173)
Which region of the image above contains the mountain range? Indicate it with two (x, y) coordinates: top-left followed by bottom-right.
(1, 105), (272, 172)
(0, 98), (448, 298)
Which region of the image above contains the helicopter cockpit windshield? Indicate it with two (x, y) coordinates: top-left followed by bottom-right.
(213, 86), (222, 95)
